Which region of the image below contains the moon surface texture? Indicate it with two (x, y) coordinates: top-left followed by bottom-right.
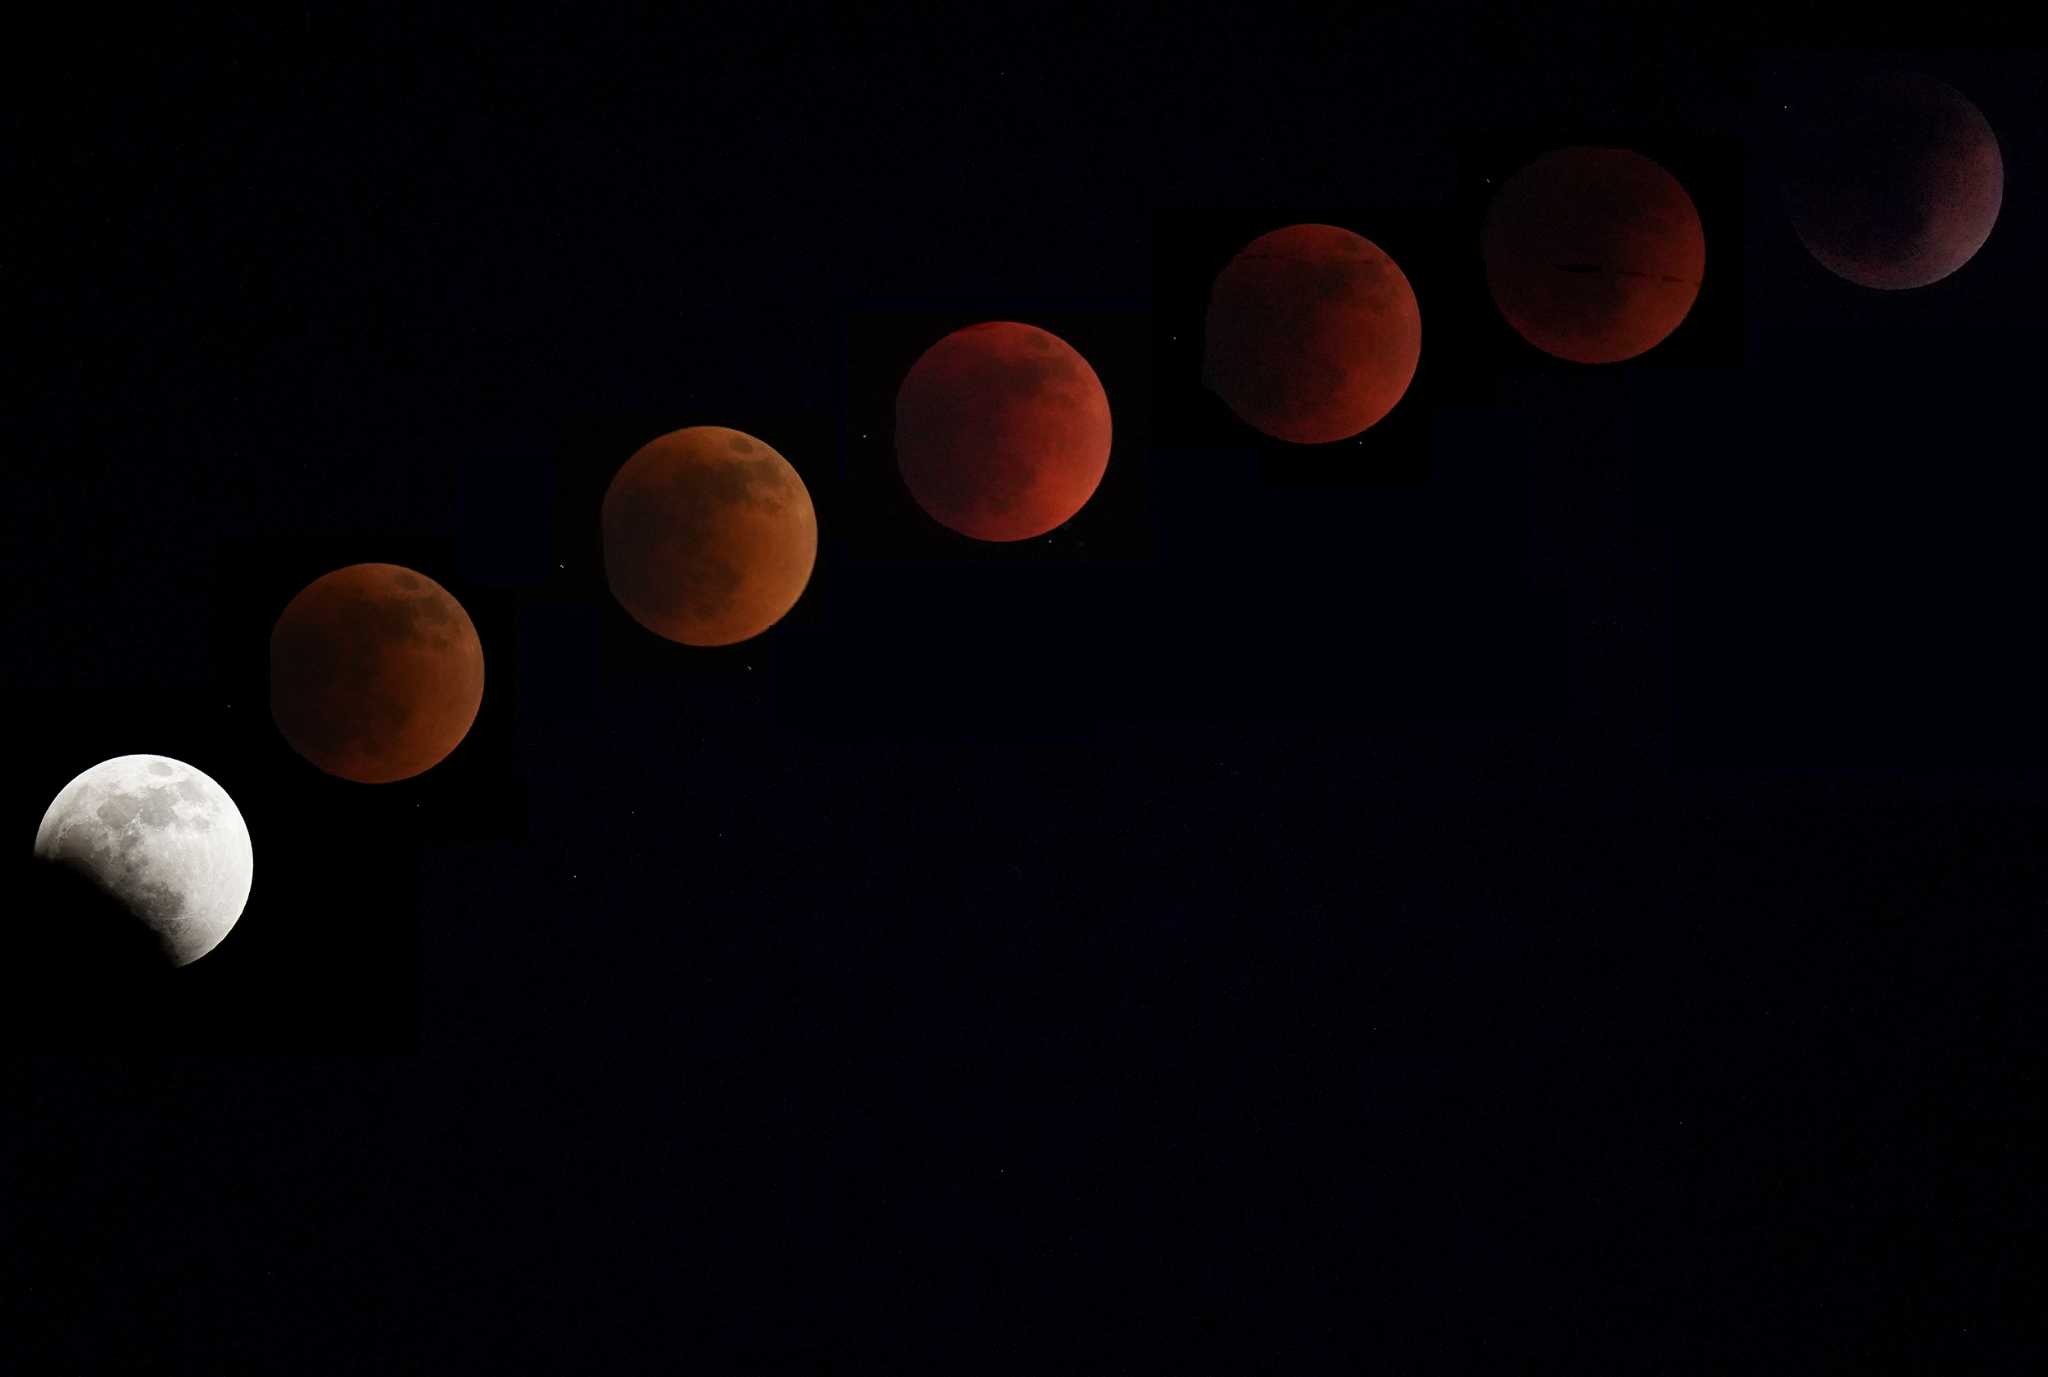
(602, 425), (818, 646)
(1482, 146), (1705, 364)
(1201, 223), (1422, 445)
(34, 755), (253, 967)
(895, 321), (1113, 541)
(1780, 72), (2002, 290)
(271, 563), (486, 783)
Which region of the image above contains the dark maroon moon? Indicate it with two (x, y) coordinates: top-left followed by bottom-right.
(270, 563), (485, 784)
(894, 321), (1113, 542)
(1481, 146), (1705, 364)
(1201, 223), (1421, 444)
(1779, 72), (2002, 291)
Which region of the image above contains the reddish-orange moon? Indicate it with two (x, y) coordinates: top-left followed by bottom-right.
(894, 321), (1112, 542)
(1202, 223), (1421, 444)
(1481, 146), (1705, 364)
(270, 563), (485, 783)
(601, 425), (817, 646)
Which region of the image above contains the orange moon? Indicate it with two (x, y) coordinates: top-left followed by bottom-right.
(1201, 223), (1421, 444)
(601, 425), (817, 646)
(1481, 146), (1705, 364)
(894, 321), (1112, 542)
(270, 563), (485, 783)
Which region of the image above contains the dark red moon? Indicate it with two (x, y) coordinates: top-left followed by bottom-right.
(270, 563), (485, 783)
(894, 321), (1112, 542)
(1481, 146), (1705, 364)
(1780, 72), (2002, 291)
(1201, 223), (1421, 444)
(601, 425), (817, 646)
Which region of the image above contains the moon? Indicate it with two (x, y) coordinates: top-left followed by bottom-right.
(1201, 223), (1421, 444)
(33, 755), (253, 967)
(1481, 146), (1705, 364)
(271, 563), (486, 783)
(1780, 72), (2002, 290)
(894, 321), (1112, 541)
(601, 425), (817, 646)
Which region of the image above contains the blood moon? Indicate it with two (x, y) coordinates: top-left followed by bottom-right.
(895, 322), (1112, 542)
(601, 425), (817, 646)
(1201, 223), (1421, 444)
(271, 563), (485, 783)
(1779, 72), (2002, 291)
(1482, 146), (1705, 364)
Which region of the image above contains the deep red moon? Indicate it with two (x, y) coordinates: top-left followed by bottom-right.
(894, 321), (1112, 542)
(1780, 72), (2002, 291)
(270, 563), (485, 783)
(1201, 223), (1421, 444)
(1481, 146), (1705, 364)
(601, 425), (817, 646)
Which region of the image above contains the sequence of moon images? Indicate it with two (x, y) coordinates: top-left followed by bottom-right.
(34, 73), (2007, 970)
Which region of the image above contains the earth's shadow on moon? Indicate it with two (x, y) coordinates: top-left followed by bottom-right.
(7, 854), (178, 1041)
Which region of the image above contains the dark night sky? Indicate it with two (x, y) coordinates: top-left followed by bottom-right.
(10, 10), (2043, 1371)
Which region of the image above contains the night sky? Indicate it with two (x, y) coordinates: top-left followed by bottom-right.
(11, 11), (2042, 1371)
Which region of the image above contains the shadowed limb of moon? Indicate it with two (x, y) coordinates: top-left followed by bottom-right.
(894, 321), (1113, 542)
(32, 754), (254, 967)
(270, 563), (486, 783)
(601, 425), (818, 646)
(1780, 72), (2003, 291)
(1481, 146), (1705, 364)
(1201, 223), (1422, 444)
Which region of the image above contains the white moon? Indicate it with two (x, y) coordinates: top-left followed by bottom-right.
(33, 755), (254, 967)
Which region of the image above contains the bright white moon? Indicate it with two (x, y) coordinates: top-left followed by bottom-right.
(33, 754), (254, 967)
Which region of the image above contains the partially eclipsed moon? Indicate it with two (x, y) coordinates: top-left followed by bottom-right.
(601, 425), (818, 646)
(271, 563), (486, 783)
(1780, 72), (2003, 290)
(33, 754), (254, 967)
